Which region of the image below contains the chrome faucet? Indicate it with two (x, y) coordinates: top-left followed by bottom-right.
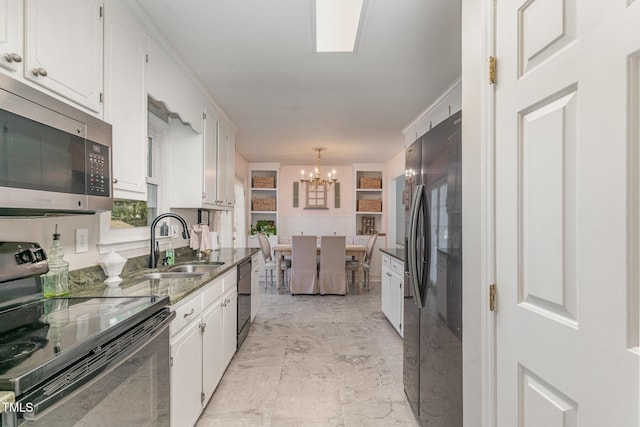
(149, 213), (190, 268)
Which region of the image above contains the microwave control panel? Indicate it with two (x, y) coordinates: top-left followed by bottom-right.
(86, 142), (110, 196)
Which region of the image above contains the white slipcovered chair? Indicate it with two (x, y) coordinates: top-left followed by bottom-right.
(319, 235), (347, 295)
(289, 235), (318, 295)
(346, 234), (377, 290)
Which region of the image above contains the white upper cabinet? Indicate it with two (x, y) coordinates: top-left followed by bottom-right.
(103, 0), (147, 200)
(24, 0), (103, 113)
(169, 100), (236, 210)
(0, 0), (22, 73)
(203, 100), (218, 206)
(147, 35), (202, 135)
(216, 119), (236, 208)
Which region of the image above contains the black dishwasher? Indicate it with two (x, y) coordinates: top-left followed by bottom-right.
(236, 258), (252, 349)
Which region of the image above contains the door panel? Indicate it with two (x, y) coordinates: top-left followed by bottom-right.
(495, 0), (639, 425)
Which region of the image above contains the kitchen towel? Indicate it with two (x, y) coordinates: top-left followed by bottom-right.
(189, 224), (212, 251)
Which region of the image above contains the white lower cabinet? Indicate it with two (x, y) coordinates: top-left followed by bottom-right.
(201, 296), (223, 405)
(222, 284), (237, 367)
(171, 315), (203, 427)
(381, 253), (404, 336)
(170, 268), (238, 427)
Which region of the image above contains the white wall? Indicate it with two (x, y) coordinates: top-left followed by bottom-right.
(383, 149), (406, 248)
(461, 0), (485, 424)
(0, 215), (101, 270)
(278, 164), (356, 237)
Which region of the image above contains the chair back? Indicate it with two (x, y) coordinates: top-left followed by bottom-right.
(256, 233), (273, 263)
(290, 235), (318, 294)
(319, 235), (347, 295)
(364, 234), (378, 264)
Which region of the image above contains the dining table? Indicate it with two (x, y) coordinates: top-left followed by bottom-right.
(272, 243), (366, 291)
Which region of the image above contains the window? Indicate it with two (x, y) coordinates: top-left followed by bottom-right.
(109, 114), (164, 229)
(304, 184), (328, 208)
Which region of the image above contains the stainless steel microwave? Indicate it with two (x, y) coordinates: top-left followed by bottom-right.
(0, 74), (112, 215)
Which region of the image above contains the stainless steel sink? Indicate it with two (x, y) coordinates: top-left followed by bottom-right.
(169, 262), (225, 273)
(142, 272), (204, 280)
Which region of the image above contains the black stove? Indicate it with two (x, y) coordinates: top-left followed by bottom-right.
(0, 242), (172, 425)
(0, 295), (168, 395)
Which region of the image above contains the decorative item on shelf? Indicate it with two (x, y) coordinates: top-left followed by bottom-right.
(252, 198), (276, 211)
(360, 216), (376, 235)
(300, 147), (337, 191)
(253, 176), (275, 188)
(357, 199), (382, 212)
(98, 251), (127, 286)
(359, 177), (382, 189)
(250, 220), (276, 237)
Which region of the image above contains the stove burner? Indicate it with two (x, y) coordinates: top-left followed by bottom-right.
(0, 342), (39, 370)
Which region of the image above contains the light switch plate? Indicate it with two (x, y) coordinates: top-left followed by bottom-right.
(76, 229), (89, 253)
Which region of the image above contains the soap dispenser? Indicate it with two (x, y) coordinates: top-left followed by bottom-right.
(42, 224), (70, 297)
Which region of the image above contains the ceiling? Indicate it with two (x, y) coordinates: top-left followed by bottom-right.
(136, 0), (461, 165)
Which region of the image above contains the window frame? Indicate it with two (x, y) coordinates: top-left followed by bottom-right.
(97, 113), (169, 254)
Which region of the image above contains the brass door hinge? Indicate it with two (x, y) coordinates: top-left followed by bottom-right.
(489, 284), (496, 311)
(489, 56), (497, 85)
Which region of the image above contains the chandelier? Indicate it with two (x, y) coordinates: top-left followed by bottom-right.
(300, 147), (338, 191)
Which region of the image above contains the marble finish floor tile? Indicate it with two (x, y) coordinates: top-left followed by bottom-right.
(196, 280), (419, 426)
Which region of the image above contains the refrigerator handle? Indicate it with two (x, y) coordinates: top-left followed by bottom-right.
(408, 184), (425, 308)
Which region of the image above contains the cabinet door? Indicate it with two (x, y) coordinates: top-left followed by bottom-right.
(201, 299), (224, 406)
(388, 271), (403, 335)
(225, 130), (235, 207)
(215, 121), (228, 206)
(222, 287), (237, 367)
(0, 0), (22, 74)
(381, 264), (391, 318)
(171, 320), (202, 427)
(203, 104), (218, 206)
(104, 1), (147, 199)
(24, 0), (103, 113)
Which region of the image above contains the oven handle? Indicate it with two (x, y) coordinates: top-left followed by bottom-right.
(21, 310), (175, 422)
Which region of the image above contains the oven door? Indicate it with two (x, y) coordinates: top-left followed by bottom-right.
(2, 310), (174, 427)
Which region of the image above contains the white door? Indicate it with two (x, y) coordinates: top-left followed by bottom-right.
(495, 1), (639, 425)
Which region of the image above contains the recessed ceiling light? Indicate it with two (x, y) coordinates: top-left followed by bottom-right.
(314, 0), (367, 53)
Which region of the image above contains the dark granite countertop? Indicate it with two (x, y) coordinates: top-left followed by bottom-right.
(379, 248), (405, 262)
(70, 248), (259, 306)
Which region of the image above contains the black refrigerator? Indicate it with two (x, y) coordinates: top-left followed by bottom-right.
(403, 110), (462, 426)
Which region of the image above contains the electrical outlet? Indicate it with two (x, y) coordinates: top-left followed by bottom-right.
(75, 229), (89, 253)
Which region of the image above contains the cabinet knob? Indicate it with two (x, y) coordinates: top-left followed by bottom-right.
(31, 67), (48, 77)
(112, 178), (118, 183)
(4, 53), (22, 63)
(221, 301), (226, 307)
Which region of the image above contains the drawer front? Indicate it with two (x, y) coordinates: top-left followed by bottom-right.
(382, 255), (391, 269)
(222, 269), (237, 293)
(202, 279), (223, 308)
(390, 259), (403, 276)
(171, 294), (202, 337)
